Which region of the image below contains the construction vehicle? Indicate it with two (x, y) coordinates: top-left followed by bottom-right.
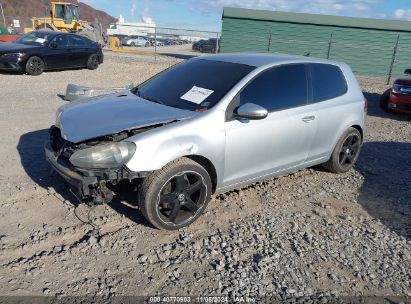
(23, 0), (105, 45)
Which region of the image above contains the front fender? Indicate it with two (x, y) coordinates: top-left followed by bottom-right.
(124, 111), (226, 185)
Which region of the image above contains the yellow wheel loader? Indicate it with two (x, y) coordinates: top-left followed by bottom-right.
(24, 0), (105, 45)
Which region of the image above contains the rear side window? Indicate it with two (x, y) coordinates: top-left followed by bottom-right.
(310, 64), (347, 103)
(68, 35), (86, 47)
(240, 64), (308, 112)
(51, 35), (68, 48)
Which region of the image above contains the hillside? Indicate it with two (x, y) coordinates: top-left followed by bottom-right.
(1, 0), (116, 31)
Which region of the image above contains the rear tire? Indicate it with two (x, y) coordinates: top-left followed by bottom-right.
(138, 158), (212, 230)
(322, 127), (362, 174)
(86, 54), (99, 70)
(25, 56), (44, 76)
(380, 89), (392, 112)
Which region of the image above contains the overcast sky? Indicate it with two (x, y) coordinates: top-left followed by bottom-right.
(81, 0), (411, 32)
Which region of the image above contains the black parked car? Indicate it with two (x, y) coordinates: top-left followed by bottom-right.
(198, 38), (219, 53)
(192, 39), (206, 51)
(0, 30), (103, 76)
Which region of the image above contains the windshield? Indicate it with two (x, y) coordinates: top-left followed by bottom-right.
(15, 32), (53, 46)
(68, 5), (79, 20)
(135, 59), (255, 111)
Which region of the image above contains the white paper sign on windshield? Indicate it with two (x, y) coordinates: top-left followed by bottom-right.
(35, 38), (46, 44)
(181, 86), (214, 104)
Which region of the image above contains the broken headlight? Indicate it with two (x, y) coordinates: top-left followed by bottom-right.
(69, 142), (136, 169)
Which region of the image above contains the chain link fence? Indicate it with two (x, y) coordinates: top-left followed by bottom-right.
(107, 24), (220, 59)
(0, 14), (222, 61)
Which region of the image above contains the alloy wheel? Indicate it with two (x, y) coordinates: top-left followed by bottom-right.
(156, 171), (207, 225)
(91, 55), (99, 69)
(338, 134), (361, 170)
(29, 58), (43, 74)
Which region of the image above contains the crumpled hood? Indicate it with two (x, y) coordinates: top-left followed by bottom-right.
(57, 91), (197, 143)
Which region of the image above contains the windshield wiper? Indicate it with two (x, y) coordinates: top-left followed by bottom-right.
(140, 95), (163, 105)
(132, 88), (163, 105)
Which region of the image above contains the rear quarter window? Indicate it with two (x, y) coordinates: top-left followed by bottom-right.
(68, 35), (87, 47)
(309, 63), (347, 103)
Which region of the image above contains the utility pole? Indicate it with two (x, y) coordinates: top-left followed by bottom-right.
(0, 3), (6, 27)
(45, 6), (47, 30)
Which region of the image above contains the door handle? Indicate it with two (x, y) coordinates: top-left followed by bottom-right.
(302, 116), (315, 122)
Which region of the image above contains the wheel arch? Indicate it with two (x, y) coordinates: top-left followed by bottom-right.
(351, 124), (364, 143)
(184, 155), (218, 194)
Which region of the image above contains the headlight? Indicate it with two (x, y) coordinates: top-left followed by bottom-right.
(69, 142), (136, 169)
(1, 52), (27, 58)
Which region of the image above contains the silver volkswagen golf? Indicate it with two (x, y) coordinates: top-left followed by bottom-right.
(45, 54), (367, 230)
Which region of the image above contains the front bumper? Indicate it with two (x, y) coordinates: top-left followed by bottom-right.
(45, 142), (98, 199)
(0, 57), (24, 72)
(389, 92), (411, 114)
(45, 126), (147, 204)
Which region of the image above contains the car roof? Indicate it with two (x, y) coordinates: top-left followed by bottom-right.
(31, 30), (80, 38)
(31, 30), (63, 36)
(199, 53), (343, 68)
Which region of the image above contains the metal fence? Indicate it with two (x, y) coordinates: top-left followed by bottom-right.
(107, 24), (220, 59)
(220, 20), (411, 84)
(0, 14), (221, 60)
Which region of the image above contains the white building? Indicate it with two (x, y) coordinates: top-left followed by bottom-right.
(107, 15), (156, 37)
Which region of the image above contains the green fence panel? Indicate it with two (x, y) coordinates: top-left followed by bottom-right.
(221, 15), (411, 80)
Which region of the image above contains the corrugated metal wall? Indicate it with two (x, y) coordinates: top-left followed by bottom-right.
(220, 17), (411, 80)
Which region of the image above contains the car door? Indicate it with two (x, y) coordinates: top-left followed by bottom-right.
(44, 35), (71, 69)
(223, 64), (317, 186)
(67, 35), (89, 67)
(305, 63), (351, 162)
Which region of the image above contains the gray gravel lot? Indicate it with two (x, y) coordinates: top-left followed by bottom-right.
(0, 54), (410, 301)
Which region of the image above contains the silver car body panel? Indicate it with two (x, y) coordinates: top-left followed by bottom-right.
(57, 54), (365, 193)
(124, 37), (148, 46)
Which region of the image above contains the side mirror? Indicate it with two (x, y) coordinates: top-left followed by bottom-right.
(404, 69), (411, 75)
(235, 103), (268, 120)
(49, 42), (58, 49)
(125, 83), (134, 90)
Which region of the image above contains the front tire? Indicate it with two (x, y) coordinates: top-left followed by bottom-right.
(138, 158), (212, 230)
(380, 89), (392, 112)
(25, 56), (44, 76)
(87, 54), (99, 70)
(322, 127), (362, 174)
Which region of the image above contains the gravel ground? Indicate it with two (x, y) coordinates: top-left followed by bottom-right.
(0, 54), (410, 302)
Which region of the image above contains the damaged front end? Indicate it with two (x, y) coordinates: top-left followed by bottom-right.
(45, 125), (155, 205)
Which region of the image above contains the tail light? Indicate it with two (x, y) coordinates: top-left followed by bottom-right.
(364, 98), (368, 112)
